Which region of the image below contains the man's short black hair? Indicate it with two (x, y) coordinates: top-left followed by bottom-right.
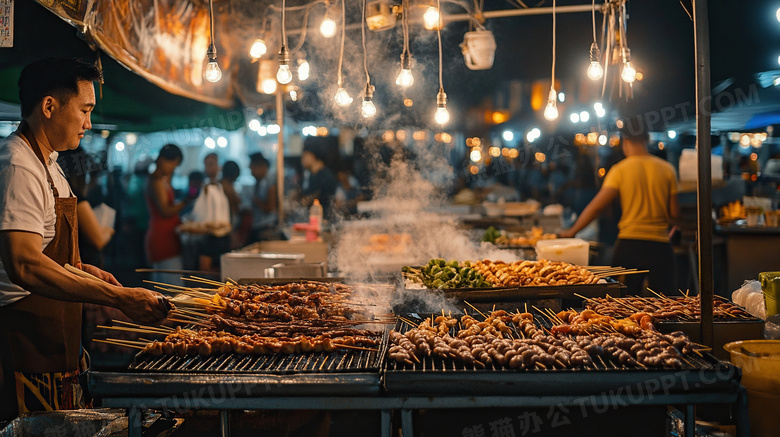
(618, 114), (651, 143)
(250, 152), (269, 167)
(158, 143), (183, 162)
(222, 160), (240, 180)
(302, 139), (327, 163)
(204, 152), (218, 162)
(18, 57), (100, 118)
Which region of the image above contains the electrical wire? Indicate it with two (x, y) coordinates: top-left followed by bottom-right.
(337, 0), (345, 86)
(208, 0), (215, 46)
(591, 0), (597, 43)
(402, 0), (410, 57)
(281, 0), (287, 48)
(550, 0), (555, 90)
(362, 0), (370, 86)
(437, 0), (444, 91)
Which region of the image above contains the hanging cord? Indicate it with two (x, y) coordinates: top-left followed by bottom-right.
(550, 0), (556, 90)
(401, 0), (410, 56)
(437, 0), (444, 91)
(208, 0), (215, 47)
(281, 0), (287, 48)
(290, 3), (317, 54)
(337, 0), (346, 86)
(362, 0), (370, 86)
(591, 0), (597, 43)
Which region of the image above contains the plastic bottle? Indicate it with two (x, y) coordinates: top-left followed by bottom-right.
(309, 199), (323, 232)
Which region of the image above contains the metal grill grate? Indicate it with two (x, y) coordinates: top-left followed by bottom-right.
(129, 329), (390, 374)
(386, 314), (718, 373)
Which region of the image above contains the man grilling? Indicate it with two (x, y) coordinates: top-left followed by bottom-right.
(0, 57), (171, 420)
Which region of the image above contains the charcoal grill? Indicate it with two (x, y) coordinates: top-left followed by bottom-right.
(383, 314), (738, 396)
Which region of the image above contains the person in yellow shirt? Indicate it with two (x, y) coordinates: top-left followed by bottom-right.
(560, 116), (679, 294)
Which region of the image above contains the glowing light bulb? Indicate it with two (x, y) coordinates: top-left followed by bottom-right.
(297, 59), (310, 81)
(205, 61), (222, 82)
(250, 39), (267, 59)
(334, 87), (353, 107)
(434, 107), (450, 126)
(277, 64), (293, 84)
(260, 78), (277, 94)
(423, 6), (441, 30)
(320, 16), (337, 38)
(361, 100), (377, 118)
(396, 68), (414, 88)
(543, 89), (558, 121)
(621, 62), (637, 83)
(587, 61), (603, 80)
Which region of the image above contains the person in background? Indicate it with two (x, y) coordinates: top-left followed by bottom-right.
(144, 143), (187, 283)
(57, 148), (113, 267)
(0, 57), (170, 420)
(559, 115), (679, 294)
(300, 141), (338, 218)
(247, 152), (278, 242)
(181, 170), (205, 217)
(220, 160), (242, 222)
(204, 152), (220, 184)
(333, 163), (364, 218)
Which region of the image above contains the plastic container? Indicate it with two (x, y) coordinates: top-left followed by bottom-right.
(760, 271), (780, 318)
(723, 340), (780, 437)
(535, 238), (589, 266)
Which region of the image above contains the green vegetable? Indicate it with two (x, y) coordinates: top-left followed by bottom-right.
(403, 258), (494, 290)
(482, 226), (501, 244)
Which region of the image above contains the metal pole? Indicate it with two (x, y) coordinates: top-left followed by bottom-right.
(693, 0), (714, 348)
(276, 84), (285, 226)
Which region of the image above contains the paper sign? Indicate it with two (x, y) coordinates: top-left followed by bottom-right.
(0, 1), (12, 48)
(93, 203), (116, 230)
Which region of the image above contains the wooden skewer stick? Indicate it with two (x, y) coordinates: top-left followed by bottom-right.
(167, 318), (211, 327)
(111, 319), (174, 332)
(96, 325), (169, 335)
(181, 276), (225, 287)
(464, 301), (488, 320)
(105, 337), (147, 345)
(93, 339), (144, 349)
(332, 344), (379, 352)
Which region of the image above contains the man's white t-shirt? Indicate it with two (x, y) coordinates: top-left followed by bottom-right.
(0, 133), (72, 306)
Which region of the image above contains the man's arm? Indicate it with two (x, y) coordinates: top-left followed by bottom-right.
(559, 187), (619, 238)
(0, 230), (168, 324)
(669, 192), (680, 225)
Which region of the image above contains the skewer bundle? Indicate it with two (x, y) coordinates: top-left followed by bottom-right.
(582, 293), (752, 321)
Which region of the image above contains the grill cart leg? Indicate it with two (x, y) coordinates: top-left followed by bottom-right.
(735, 386), (751, 437)
(381, 410), (391, 437)
(128, 406), (143, 437)
(401, 409), (413, 437)
(685, 405), (695, 437)
(220, 410), (231, 437)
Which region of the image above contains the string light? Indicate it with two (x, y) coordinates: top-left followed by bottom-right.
(250, 38), (267, 59)
(334, 0), (352, 106)
(320, 11), (337, 38)
(433, 0), (449, 126)
(586, 0), (603, 80)
(277, 0), (293, 84)
(619, 2), (636, 84)
(360, 0), (376, 118)
(204, 0), (222, 82)
(395, 0), (414, 89)
(544, 0), (558, 121)
(297, 58), (310, 81)
(423, 5), (441, 30)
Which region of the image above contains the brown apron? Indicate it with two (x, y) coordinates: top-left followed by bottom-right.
(0, 122), (83, 420)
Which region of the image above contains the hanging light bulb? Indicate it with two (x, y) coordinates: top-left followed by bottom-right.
(434, 89), (449, 126)
(203, 0), (221, 82)
(277, 45), (292, 84)
(320, 15), (337, 38)
(334, 87), (353, 107)
(543, 88), (559, 121)
(423, 6), (441, 30)
(205, 43), (222, 82)
(395, 53), (414, 88)
(297, 58), (310, 81)
(621, 47), (637, 83)
(587, 42), (603, 80)
(250, 38), (267, 59)
(360, 83), (376, 118)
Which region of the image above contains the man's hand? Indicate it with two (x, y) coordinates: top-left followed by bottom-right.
(116, 288), (172, 325)
(559, 229), (576, 238)
(79, 262), (121, 286)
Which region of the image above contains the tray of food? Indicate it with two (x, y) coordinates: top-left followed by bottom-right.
(402, 258), (625, 301)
